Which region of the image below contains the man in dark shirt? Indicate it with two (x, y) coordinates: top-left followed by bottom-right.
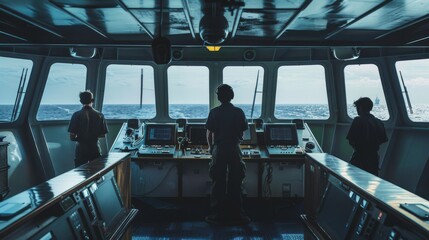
(68, 90), (108, 167)
(205, 84), (250, 225)
(347, 97), (388, 176)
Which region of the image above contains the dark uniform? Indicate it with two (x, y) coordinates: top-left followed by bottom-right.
(68, 106), (108, 167)
(347, 113), (387, 175)
(205, 102), (248, 219)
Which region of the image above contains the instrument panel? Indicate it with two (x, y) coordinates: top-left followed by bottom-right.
(110, 120), (322, 159)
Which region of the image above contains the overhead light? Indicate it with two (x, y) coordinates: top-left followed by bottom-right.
(199, 15), (229, 45)
(206, 46), (221, 52)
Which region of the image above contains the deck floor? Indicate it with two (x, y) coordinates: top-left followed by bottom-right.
(131, 197), (305, 240)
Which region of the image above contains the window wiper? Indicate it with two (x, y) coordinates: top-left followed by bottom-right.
(399, 71), (413, 114)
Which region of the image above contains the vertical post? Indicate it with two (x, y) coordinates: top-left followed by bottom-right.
(140, 68), (143, 109)
(250, 70), (260, 120)
(400, 71), (413, 114)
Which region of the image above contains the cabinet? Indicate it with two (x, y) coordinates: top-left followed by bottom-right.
(0, 136), (9, 200)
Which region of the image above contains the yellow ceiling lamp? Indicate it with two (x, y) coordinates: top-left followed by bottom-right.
(206, 46), (221, 51)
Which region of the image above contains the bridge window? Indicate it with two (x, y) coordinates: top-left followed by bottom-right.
(395, 59), (429, 122)
(223, 66), (264, 119)
(344, 64), (389, 120)
(275, 65), (329, 120)
(167, 66), (209, 119)
(0, 56), (33, 122)
(37, 63), (87, 121)
(103, 65), (155, 119)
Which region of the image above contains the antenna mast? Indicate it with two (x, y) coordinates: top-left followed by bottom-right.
(250, 70), (261, 119)
(400, 71), (413, 114)
(140, 68), (144, 109)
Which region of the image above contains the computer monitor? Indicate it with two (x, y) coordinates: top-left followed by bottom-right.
(144, 123), (177, 145)
(92, 172), (126, 237)
(241, 123), (257, 145)
(264, 123), (298, 146)
(316, 180), (358, 240)
(186, 123), (207, 145)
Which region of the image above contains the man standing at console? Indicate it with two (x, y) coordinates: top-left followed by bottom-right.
(347, 97), (388, 176)
(68, 90), (108, 167)
(205, 84), (250, 225)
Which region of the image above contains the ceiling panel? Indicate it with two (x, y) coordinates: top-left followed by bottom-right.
(244, 0), (305, 9)
(348, 0), (429, 30)
(122, 0), (183, 9)
(287, 0), (385, 31)
(62, 7), (145, 35)
(237, 10), (295, 37)
(0, 0), (429, 46)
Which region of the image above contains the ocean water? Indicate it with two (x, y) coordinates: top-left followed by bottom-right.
(1, 104), (429, 122)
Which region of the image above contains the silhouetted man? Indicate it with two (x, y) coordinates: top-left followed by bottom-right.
(68, 90), (108, 167)
(205, 84), (250, 225)
(347, 97), (388, 176)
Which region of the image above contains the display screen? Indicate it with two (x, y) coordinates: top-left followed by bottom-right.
(186, 124), (207, 145)
(93, 176), (125, 231)
(145, 123), (176, 145)
(264, 123), (298, 145)
(316, 181), (358, 240)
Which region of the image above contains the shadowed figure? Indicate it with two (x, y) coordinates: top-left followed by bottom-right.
(68, 90), (108, 167)
(205, 84), (251, 225)
(347, 97), (388, 176)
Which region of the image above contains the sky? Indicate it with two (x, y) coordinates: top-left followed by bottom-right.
(1, 56), (429, 107)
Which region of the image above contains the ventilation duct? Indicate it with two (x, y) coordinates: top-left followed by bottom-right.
(69, 47), (97, 59)
(332, 47), (360, 61)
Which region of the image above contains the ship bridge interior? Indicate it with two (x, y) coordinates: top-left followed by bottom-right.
(1, 1), (429, 240)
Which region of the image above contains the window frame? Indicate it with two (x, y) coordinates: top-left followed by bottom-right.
(221, 65), (265, 120)
(167, 64), (211, 120)
(0, 54), (34, 124)
(394, 57), (429, 124)
(336, 59), (393, 124)
(33, 60), (89, 123)
(343, 62), (391, 122)
(102, 63), (157, 120)
(273, 63), (332, 121)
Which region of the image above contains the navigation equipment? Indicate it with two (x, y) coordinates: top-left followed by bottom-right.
(316, 179), (359, 240)
(144, 123), (177, 145)
(92, 171), (126, 238)
(186, 123), (207, 145)
(264, 123), (298, 146)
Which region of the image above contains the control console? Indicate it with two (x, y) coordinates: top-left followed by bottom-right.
(182, 146), (211, 158)
(266, 145), (304, 157)
(241, 147), (261, 159)
(138, 145), (176, 157)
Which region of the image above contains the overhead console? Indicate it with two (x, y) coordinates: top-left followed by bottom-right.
(0, 153), (137, 240)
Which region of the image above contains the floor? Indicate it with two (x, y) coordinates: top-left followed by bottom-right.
(131, 197), (305, 240)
